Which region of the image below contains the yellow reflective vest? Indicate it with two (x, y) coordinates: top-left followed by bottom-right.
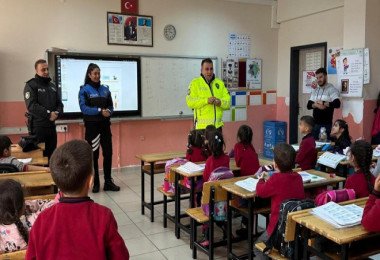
(186, 76), (230, 129)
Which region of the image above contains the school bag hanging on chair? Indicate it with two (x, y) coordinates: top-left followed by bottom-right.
(201, 167), (234, 221)
(314, 189), (356, 206)
(264, 198), (316, 259)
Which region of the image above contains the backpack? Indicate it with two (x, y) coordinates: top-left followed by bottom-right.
(0, 163), (19, 173)
(314, 189), (356, 206)
(162, 158), (188, 193)
(201, 167), (234, 221)
(264, 198), (315, 259)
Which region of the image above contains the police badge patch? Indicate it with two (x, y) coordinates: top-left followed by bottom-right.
(216, 83), (219, 89)
(25, 92), (30, 99)
(187, 89), (191, 95)
(103, 90), (107, 95)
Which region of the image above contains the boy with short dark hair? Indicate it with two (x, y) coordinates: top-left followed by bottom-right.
(0, 135), (49, 172)
(26, 139), (129, 260)
(295, 115), (317, 170)
(253, 143), (304, 259)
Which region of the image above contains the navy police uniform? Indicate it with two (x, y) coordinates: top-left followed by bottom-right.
(24, 75), (63, 159)
(79, 81), (115, 190)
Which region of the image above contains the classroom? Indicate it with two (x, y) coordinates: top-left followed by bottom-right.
(0, 0), (380, 259)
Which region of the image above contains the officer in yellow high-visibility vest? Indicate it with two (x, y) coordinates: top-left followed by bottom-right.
(186, 58), (231, 130)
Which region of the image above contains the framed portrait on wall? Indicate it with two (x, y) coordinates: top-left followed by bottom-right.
(107, 12), (153, 47)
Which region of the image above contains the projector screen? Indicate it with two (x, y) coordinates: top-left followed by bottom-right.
(55, 54), (141, 118)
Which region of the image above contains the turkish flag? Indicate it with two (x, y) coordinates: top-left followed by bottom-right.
(121, 0), (138, 15)
(112, 16), (120, 24)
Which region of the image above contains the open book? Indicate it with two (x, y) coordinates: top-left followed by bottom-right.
(317, 152), (347, 169)
(235, 177), (259, 192)
(18, 158), (32, 164)
(312, 201), (363, 228)
(298, 171), (326, 183)
(176, 162), (205, 174)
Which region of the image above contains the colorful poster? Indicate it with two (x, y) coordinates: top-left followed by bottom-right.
(222, 58), (239, 90)
(327, 47), (343, 75)
(302, 70), (316, 94)
(336, 48), (364, 97)
(246, 58), (261, 89)
(228, 33), (251, 58)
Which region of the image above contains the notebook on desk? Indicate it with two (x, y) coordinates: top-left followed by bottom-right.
(235, 177), (259, 192)
(176, 162), (205, 174)
(298, 171), (326, 183)
(317, 152), (347, 169)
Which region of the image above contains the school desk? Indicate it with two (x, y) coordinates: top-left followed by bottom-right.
(221, 170), (346, 260)
(10, 144), (48, 165)
(136, 151), (186, 222)
(173, 159), (240, 241)
(291, 197), (380, 260)
(0, 171), (56, 195)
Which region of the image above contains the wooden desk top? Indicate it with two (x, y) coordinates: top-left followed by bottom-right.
(221, 178), (256, 199)
(10, 144), (48, 165)
(174, 158), (240, 178)
(0, 171), (55, 188)
(291, 197), (380, 245)
(259, 157), (273, 166)
(136, 151), (186, 163)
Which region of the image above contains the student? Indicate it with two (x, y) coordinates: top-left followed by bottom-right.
(203, 131), (229, 182)
(0, 179), (55, 253)
(361, 174), (380, 232)
(186, 129), (207, 162)
(345, 140), (375, 198)
(233, 125), (260, 176)
(295, 116), (317, 170)
(26, 140), (129, 259)
(254, 143), (305, 260)
(0, 136), (49, 172)
(328, 119), (351, 154)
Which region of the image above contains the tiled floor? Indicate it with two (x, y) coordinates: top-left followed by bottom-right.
(93, 167), (380, 260)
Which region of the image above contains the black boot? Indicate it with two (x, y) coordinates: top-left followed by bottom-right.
(92, 173), (100, 193)
(104, 179), (120, 191)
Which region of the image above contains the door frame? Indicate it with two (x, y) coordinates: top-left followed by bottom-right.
(289, 42), (327, 144)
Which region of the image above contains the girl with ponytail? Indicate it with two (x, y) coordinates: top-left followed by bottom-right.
(0, 179), (55, 253)
(345, 140), (376, 198)
(328, 119), (351, 154)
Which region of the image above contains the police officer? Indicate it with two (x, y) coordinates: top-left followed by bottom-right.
(186, 58), (231, 130)
(78, 63), (120, 193)
(24, 59), (63, 160)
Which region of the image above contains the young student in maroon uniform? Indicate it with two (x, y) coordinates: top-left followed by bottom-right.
(26, 140), (129, 260)
(328, 119), (351, 154)
(203, 131), (229, 182)
(0, 179), (55, 254)
(186, 129), (207, 162)
(345, 140), (375, 198)
(295, 116), (317, 170)
(254, 143), (305, 260)
(233, 125), (260, 176)
(0, 136), (50, 172)
(361, 174), (380, 232)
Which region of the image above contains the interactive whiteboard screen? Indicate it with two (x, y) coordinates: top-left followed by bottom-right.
(55, 55), (140, 118)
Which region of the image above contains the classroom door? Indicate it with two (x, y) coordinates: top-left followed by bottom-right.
(297, 47), (325, 143)
(289, 43), (326, 144)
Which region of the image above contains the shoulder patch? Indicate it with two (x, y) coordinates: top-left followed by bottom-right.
(25, 92), (30, 99)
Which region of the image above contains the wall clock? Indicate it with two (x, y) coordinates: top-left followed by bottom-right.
(164, 24), (176, 40)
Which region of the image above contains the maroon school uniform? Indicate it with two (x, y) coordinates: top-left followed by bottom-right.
(344, 170), (375, 198)
(234, 142), (260, 176)
(26, 197), (129, 260)
(295, 133), (317, 170)
(361, 190), (380, 232)
(256, 171), (305, 235)
(203, 154), (229, 181)
(186, 147), (207, 162)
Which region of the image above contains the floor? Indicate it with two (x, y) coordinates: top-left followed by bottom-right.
(93, 167), (380, 260)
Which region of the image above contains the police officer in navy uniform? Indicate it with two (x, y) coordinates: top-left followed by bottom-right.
(78, 63), (120, 193)
(24, 59), (63, 160)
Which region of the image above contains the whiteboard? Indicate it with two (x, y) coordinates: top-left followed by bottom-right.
(141, 56), (218, 118)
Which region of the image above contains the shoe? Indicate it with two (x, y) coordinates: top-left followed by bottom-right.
(104, 179), (120, 191)
(236, 227), (248, 239)
(92, 174), (100, 193)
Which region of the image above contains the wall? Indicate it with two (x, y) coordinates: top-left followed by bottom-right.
(0, 0), (278, 166)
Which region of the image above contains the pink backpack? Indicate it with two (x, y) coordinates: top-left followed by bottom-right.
(162, 158), (188, 192)
(314, 189), (356, 206)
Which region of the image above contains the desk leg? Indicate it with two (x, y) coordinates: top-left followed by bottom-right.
(189, 177), (195, 249)
(150, 162), (155, 222)
(294, 224), (300, 260)
(248, 198), (254, 260)
(175, 171), (180, 239)
(226, 192), (232, 260)
(141, 161), (145, 215)
(303, 229), (311, 260)
(341, 244), (349, 260)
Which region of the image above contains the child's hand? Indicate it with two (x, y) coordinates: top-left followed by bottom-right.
(259, 171), (270, 181)
(375, 175), (380, 192)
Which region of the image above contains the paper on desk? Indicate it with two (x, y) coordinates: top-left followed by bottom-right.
(18, 158), (32, 164)
(312, 202), (363, 228)
(235, 177), (259, 192)
(317, 152), (346, 169)
(176, 162), (205, 174)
